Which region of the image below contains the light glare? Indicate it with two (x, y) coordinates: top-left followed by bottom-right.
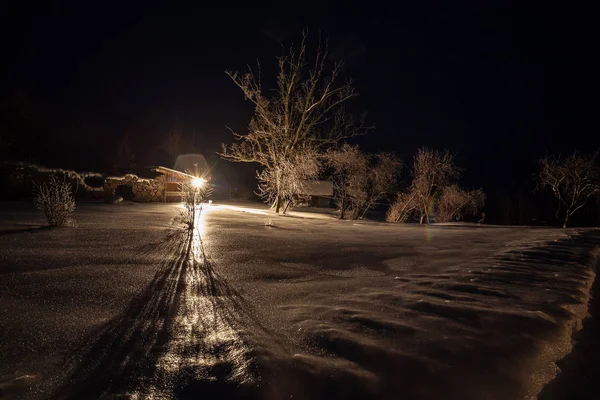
(192, 177), (206, 188)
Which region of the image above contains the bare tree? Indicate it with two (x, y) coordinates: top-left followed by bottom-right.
(327, 145), (401, 219)
(537, 150), (600, 228)
(220, 32), (371, 213)
(387, 147), (483, 224)
(327, 145), (368, 219)
(257, 144), (321, 214)
(411, 147), (459, 224)
(435, 185), (486, 223)
(359, 152), (402, 219)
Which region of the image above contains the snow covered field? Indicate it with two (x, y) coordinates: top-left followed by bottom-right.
(0, 201), (598, 399)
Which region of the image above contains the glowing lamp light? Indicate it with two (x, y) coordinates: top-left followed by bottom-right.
(191, 177), (206, 188)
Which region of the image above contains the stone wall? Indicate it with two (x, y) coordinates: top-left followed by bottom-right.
(0, 162), (96, 199)
(104, 174), (166, 202)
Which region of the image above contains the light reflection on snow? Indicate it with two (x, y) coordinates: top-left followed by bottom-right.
(146, 207), (254, 397)
(210, 204), (269, 215)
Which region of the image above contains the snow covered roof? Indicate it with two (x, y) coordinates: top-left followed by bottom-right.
(302, 180), (333, 196)
(152, 166), (196, 179)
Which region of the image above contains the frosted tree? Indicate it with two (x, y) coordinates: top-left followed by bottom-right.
(411, 147), (458, 224)
(387, 147), (482, 224)
(386, 191), (419, 223)
(220, 32), (371, 213)
(327, 145), (368, 219)
(435, 185), (486, 223)
(327, 145), (400, 219)
(256, 144), (321, 214)
(537, 150), (600, 228)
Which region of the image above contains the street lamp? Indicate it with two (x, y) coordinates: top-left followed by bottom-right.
(191, 177), (206, 188)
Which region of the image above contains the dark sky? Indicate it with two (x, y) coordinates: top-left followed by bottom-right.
(1, 1), (597, 192)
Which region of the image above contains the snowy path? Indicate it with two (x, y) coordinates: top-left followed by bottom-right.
(0, 202), (598, 399)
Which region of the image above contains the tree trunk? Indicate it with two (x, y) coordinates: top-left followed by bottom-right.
(420, 199), (430, 224)
(563, 210), (569, 228)
(340, 195), (346, 219)
(282, 199), (291, 214)
(273, 195), (282, 213)
(360, 200), (373, 219)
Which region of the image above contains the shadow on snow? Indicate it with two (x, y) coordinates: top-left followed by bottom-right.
(56, 226), (265, 399)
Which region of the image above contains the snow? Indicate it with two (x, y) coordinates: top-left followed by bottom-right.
(0, 200), (598, 399)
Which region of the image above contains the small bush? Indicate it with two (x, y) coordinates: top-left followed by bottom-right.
(386, 191), (419, 223)
(34, 176), (76, 227)
(174, 179), (212, 230)
(435, 186), (486, 223)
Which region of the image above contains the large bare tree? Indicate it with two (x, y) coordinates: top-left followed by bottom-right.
(220, 32), (370, 213)
(537, 150), (600, 228)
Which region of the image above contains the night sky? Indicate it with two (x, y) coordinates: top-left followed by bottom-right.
(1, 1), (597, 205)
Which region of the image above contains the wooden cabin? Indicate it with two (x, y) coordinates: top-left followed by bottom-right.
(153, 166), (197, 202)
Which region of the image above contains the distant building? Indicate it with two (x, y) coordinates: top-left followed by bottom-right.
(153, 166), (198, 202)
(302, 180), (333, 207)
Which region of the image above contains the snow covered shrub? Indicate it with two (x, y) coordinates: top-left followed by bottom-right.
(387, 148), (484, 224)
(33, 176), (76, 227)
(386, 191), (419, 223)
(409, 147), (458, 224)
(175, 179), (212, 229)
(435, 186), (486, 223)
(327, 145), (401, 220)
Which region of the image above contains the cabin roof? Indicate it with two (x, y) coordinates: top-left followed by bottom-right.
(152, 166), (196, 179)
